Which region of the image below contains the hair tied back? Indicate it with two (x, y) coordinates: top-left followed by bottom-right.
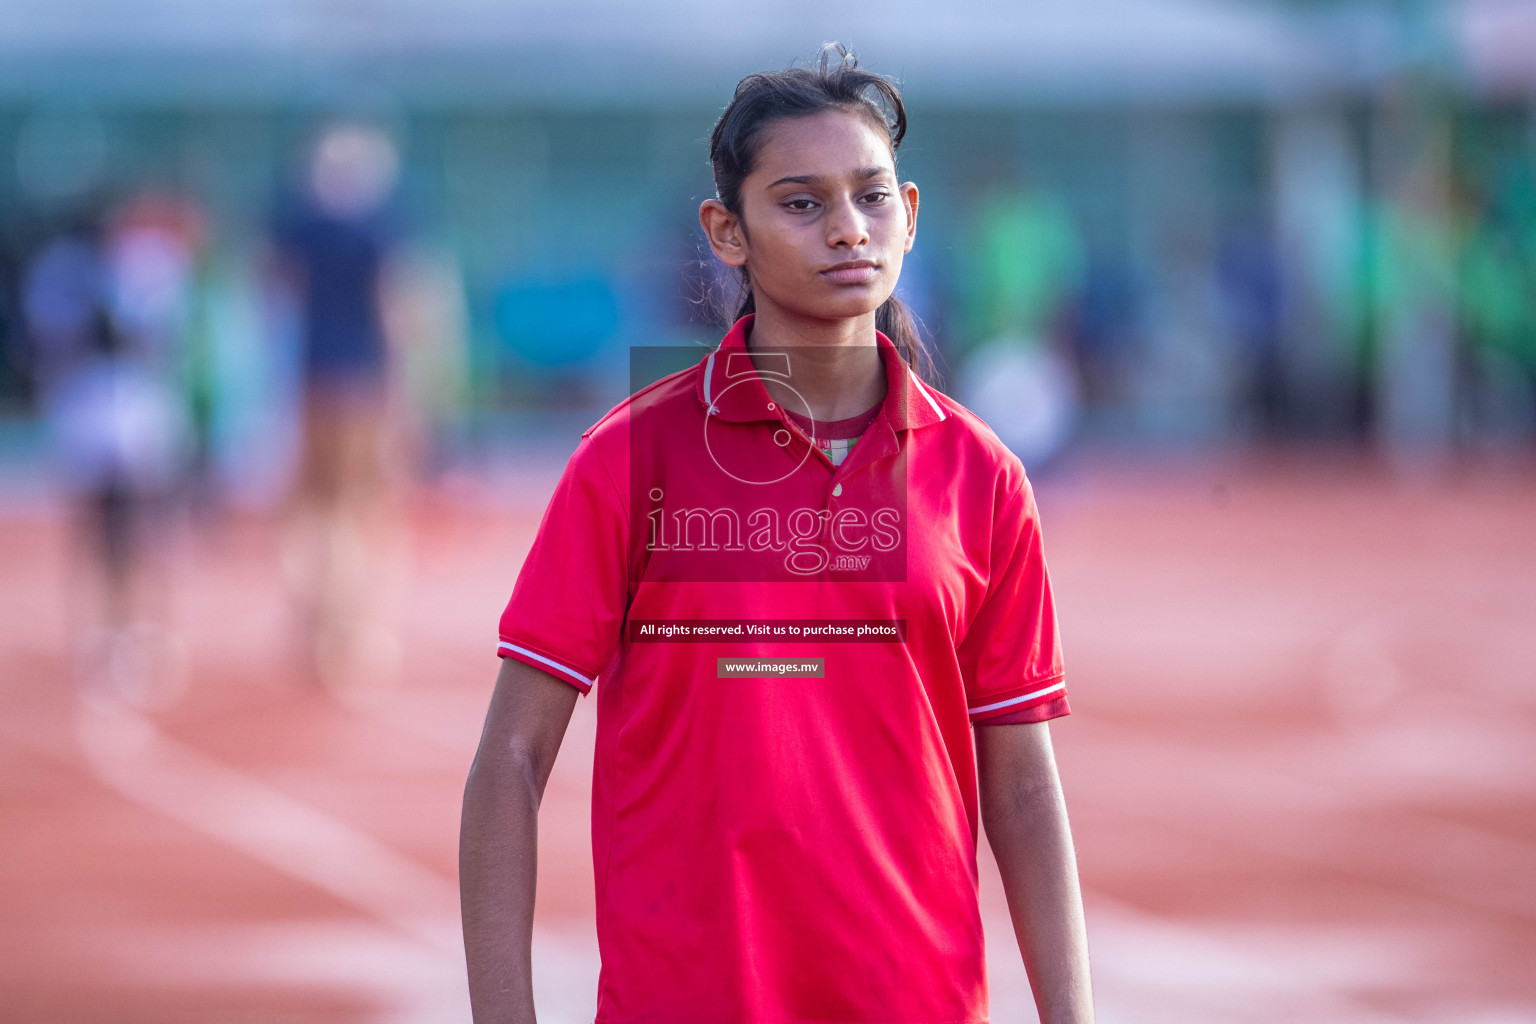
(703, 42), (933, 381)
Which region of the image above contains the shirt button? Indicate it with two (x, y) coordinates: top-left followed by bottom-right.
(831, 483), (843, 497)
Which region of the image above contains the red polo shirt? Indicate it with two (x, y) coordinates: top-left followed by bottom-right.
(497, 316), (1067, 1023)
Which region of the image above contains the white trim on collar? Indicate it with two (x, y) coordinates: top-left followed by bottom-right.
(909, 370), (948, 422)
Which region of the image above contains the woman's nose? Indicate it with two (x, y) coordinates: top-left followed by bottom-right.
(825, 198), (869, 248)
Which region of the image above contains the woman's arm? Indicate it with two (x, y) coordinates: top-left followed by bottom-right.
(461, 657), (580, 1024)
(975, 720), (1095, 1024)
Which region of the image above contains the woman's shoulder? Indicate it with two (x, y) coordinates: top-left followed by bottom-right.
(561, 358), (706, 483)
(581, 362), (700, 441)
(915, 380), (1031, 493)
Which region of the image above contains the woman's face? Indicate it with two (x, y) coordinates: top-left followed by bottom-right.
(705, 109), (918, 326)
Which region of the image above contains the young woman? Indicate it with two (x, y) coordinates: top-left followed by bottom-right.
(461, 47), (1094, 1024)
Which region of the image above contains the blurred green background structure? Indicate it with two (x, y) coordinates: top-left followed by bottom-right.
(1, 0), (1534, 493)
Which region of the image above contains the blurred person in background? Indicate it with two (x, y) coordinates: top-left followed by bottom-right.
(1458, 159), (1536, 439)
(1066, 249), (1140, 411)
(1367, 86), (1460, 456)
(269, 120), (410, 702)
(1215, 212), (1286, 434)
(107, 192), (208, 480)
(25, 206), (195, 705)
(953, 175), (1086, 466)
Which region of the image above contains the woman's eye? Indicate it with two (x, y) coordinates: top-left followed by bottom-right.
(784, 199), (817, 212)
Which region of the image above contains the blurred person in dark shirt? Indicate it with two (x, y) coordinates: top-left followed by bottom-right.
(269, 120), (408, 701)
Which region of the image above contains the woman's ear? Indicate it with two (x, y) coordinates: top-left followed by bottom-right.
(699, 199), (749, 268)
(900, 181), (919, 254)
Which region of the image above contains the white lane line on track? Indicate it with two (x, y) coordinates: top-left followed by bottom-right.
(73, 696), (463, 958)
(1071, 720), (1536, 921)
(1078, 894), (1428, 1024)
(47, 697), (1528, 1023)
(52, 693), (605, 1021)
(977, 885), (1426, 1024)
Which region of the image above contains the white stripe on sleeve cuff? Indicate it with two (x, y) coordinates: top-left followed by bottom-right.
(498, 641), (596, 689)
(968, 680), (1066, 717)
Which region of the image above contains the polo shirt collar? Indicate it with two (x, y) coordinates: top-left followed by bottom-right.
(696, 314), (947, 431)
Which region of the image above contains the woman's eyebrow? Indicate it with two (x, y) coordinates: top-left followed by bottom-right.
(764, 167), (891, 189)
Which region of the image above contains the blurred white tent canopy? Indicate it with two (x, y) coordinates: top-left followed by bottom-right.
(0, 0), (1520, 105)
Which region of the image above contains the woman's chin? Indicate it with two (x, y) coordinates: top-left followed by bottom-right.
(770, 292), (892, 325)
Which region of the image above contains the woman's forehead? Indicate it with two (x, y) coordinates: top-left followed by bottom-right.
(750, 112), (895, 182)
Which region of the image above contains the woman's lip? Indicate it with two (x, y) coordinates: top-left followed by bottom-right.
(820, 263), (879, 284)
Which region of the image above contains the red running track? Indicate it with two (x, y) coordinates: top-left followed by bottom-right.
(1, 449), (1533, 1023)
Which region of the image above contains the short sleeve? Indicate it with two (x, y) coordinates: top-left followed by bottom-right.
(957, 472), (1068, 723)
(497, 434), (629, 694)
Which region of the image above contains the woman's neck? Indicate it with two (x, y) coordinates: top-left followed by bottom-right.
(744, 302), (887, 423)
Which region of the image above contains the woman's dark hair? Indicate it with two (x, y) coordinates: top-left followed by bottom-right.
(706, 43), (936, 382)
